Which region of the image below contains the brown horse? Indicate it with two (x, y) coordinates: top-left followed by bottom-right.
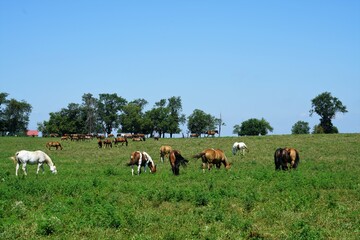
(160, 145), (172, 163)
(274, 147), (300, 170)
(169, 150), (188, 175)
(113, 137), (128, 146)
(193, 148), (231, 172)
(205, 130), (218, 137)
(46, 141), (63, 150)
(127, 151), (157, 175)
(103, 139), (112, 148)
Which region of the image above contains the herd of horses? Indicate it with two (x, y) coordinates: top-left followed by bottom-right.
(11, 139), (300, 176)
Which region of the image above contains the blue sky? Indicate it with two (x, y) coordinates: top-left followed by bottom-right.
(1, 1), (359, 136)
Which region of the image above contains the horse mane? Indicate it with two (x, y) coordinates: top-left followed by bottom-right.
(173, 150), (188, 167)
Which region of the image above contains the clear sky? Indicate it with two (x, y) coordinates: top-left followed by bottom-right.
(1, 1), (359, 136)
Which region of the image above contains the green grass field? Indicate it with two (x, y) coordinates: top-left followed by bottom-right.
(1, 134), (359, 239)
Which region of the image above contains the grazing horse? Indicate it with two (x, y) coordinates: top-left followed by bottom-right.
(103, 139), (112, 148)
(127, 151), (157, 176)
(232, 142), (249, 156)
(11, 150), (57, 176)
(193, 148), (231, 172)
(160, 145), (172, 163)
(113, 137), (128, 146)
(274, 147), (300, 170)
(46, 141), (63, 150)
(169, 150), (188, 175)
(97, 139), (103, 148)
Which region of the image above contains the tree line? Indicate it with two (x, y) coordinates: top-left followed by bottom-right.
(0, 91), (347, 137)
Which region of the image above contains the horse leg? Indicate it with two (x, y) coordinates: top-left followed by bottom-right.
(22, 163), (27, 176)
(131, 165), (134, 176)
(16, 163), (20, 176)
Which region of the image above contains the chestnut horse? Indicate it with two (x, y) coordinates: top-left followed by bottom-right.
(274, 147), (300, 170)
(160, 145), (172, 163)
(113, 137), (128, 146)
(127, 151), (157, 176)
(193, 148), (231, 172)
(46, 141), (63, 150)
(169, 150), (188, 175)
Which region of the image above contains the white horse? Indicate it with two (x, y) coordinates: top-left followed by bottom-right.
(11, 150), (57, 176)
(232, 142), (249, 156)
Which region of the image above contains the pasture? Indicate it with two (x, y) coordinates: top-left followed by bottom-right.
(0, 134), (359, 239)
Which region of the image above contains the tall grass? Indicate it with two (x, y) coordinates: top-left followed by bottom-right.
(0, 134), (359, 239)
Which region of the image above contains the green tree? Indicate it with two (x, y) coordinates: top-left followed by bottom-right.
(97, 93), (127, 134)
(2, 98), (32, 135)
(166, 96), (186, 138)
(119, 99), (148, 134)
(233, 118), (273, 136)
(291, 121), (310, 134)
(187, 109), (216, 135)
(0, 92), (9, 135)
(145, 99), (169, 138)
(82, 93), (99, 134)
(309, 92), (347, 133)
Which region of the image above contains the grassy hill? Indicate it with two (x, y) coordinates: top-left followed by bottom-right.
(0, 134), (359, 239)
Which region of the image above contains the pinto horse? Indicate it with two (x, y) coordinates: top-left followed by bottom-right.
(232, 142), (249, 156)
(193, 148), (231, 172)
(11, 150), (57, 176)
(127, 151), (157, 176)
(274, 147), (300, 170)
(169, 150), (188, 175)
(160, 145), (172, 163)
(46, 141), (63, 150)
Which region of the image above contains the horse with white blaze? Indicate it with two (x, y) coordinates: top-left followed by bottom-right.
(11, 150), (57, 176)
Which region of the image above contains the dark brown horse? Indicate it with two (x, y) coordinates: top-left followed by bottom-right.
(169, 150), (188, 175)
(274, 147), (300, 170)
(127, 151), (157, 175)
(193, 148), (231, 172)
(160, 145), (172, 163)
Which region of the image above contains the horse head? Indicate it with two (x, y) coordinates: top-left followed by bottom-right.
(50, 165), (57, 174)
(149, 162), (157, 173)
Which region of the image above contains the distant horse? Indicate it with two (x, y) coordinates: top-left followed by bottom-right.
(160, 145), (172, 163)
(103, 139), (112, 148)
(97, 139), (103, 148)
(190, 133), (199, 138)
(274, 147), (300, 170)
(193, 148), (231, 172)
(232, 142), (249, 156)
(46, 141), (63, 150)
(113, 137), (128, 146)
(205, 130), (218, 137)
(11, 150), (57, 176)
(169, 150), (188, 175)
(127, 151), (157, 176)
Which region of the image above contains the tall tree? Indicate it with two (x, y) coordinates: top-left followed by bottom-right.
(82, 93), (98, 134)
(167, 96), (186, 138)
(309, 92), (347, 133)
(187, 109), (216, 135)
(97, 93), (127, 135)
(0, 92), (9, 134)
(3, 98), (32, 135)
(120, 99), (148, 133)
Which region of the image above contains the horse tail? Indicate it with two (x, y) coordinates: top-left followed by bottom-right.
(293, 149), (300, 168)
(174, 151), (188, 167)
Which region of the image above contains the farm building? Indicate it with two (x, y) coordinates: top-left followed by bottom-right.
(26, 130), (39, 137)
